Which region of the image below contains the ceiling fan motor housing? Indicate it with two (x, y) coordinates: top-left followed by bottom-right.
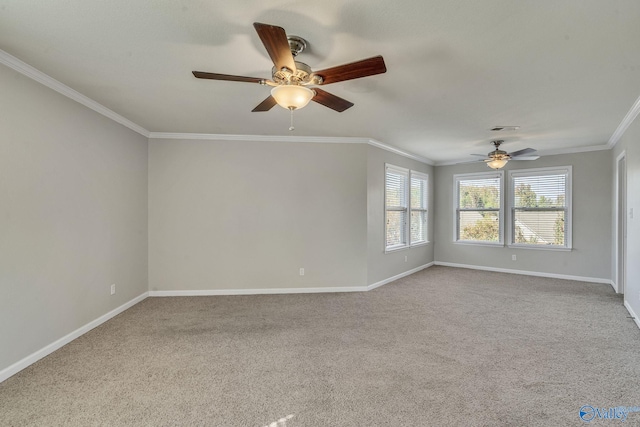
(489, 140), (509, 159)
(272, 61), (315, 85)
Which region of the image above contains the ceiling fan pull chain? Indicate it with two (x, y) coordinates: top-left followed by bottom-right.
(289, 107), (295, 131)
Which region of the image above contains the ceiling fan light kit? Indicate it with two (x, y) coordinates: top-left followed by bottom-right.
(486, 157), (509, 169)
(270, 85), (314, 110)
(192, 22), (387, 129)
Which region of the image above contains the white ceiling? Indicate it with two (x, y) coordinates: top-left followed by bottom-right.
(1, 0), (640, 163)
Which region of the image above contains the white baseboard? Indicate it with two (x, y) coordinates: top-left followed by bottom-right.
(149, 263), (436, 297)
(367, 262), (434, 291)
(150, 286), (367, 296)
(434, 261), (613, 285)
(624, 300), (640, 331)
(0, 292), (148, 384)
(0, 263), (434, 382)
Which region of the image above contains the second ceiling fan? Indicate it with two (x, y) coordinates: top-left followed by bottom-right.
(472, 140), (540, 169)
(192, 22), (387, 114)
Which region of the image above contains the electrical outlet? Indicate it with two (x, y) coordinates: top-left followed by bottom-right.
(299, 268), (304, 276)
(512, 254), (517, 261)
(110, 284), (116, 295)
(404, 255), (408, 262)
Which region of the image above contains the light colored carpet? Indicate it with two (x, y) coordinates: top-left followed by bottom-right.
(1, 266), (639, 426)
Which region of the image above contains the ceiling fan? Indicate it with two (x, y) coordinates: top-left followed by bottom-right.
(192, 22), (387, 123)
(472, 140), (539, 169)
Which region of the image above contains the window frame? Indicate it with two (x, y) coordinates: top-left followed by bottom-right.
(384, 164), (429, 253)
(410, 171), (429, 247)
(453, 171), (505, 246)
(385, 164), (409, 252)
(507, 166), (572, 250)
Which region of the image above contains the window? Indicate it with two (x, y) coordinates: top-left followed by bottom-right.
(410, 172), (429, 245)
(454, 171), (503, 244)
(385, 164), (429, 251)
(385, 165), (408, 250)
(508, 166), (572, 248)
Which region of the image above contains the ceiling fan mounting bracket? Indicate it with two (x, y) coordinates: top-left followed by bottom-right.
(287, 35), (307, 57)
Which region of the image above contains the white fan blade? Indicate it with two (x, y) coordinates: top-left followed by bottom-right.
(511, 155), (540, 161)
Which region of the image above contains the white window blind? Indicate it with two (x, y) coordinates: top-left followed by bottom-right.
(509, 167), (571, 248)
(410, 172), (428, 244)
(385, 165), (408, 249)
(385, 165), (429, 251)
(455, 172), (503, 244)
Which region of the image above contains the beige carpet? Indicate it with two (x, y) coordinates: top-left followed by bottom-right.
(1, 266), (639, 426)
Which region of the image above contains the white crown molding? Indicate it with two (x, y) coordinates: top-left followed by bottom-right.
(3, 48), (429, 160)
(367, 139), (435, 165)
(435, 159), (482, 167)
(0, 49), (150, 138)
(608, 93), (640, 148)
(536, 143), (611, 157)
(149, 133), (434, 165)
(0, 292), (149, 383)
(7, 44), (635, 160)
(0, 47), (432, 166)
(434, 261), (613, 285)
(148, 132), (370, 144)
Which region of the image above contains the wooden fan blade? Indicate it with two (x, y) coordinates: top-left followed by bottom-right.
(313, 56), (387, 85)
(252, 95), (277, 112)
(312, 88), (354, 112)
(253, 22), (296, 73)
(509, 147), (536, 157)
(192, 71), (263, 84)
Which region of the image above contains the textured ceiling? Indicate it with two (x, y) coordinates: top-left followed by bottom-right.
(1, 0), (639, 163)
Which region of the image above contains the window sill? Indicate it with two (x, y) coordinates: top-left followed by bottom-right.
(385, 245), (407, 253)
(454, 240), (504, 248)
(410, 241), (430, 248)
(507, 244), (572, 252)
(385, 241), (431, 253)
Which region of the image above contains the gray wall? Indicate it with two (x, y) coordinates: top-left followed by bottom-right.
(434, 150), (612, 280)
(366, 146), (434, 285)
(0, 64), (148, 371)
(2, 53), (633, 378)
(612, 118), (640, 317)
(148, 139), (368, 291)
